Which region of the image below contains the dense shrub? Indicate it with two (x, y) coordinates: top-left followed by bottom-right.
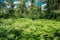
(14, 5), (42, 19)
(0, 18), (60, 40)
(0, 7), (10, 18)
(27, 6), (41, 19)
(0, 0), (60, 19)
(54, 10), (60, 19)
(0, 0), (60, 20)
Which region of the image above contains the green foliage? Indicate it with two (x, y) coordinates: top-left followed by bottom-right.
(14, 3), (27, 18)
(0, 7), (10, 18)
(0, 18), (60, 40)
(0, 0), (60, 20)
(27, 6), (41, 19)
(14, 4), (41, 19)
(44, 0), (58, 19)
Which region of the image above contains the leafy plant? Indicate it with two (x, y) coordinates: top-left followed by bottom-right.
(0, 18), (60, 40)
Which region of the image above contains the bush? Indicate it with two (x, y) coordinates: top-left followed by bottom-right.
(0, 18), (60, 40)
(27, 6), (41, 19)
(14, 5), (42, 19)
(0, 7), (10, 18)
